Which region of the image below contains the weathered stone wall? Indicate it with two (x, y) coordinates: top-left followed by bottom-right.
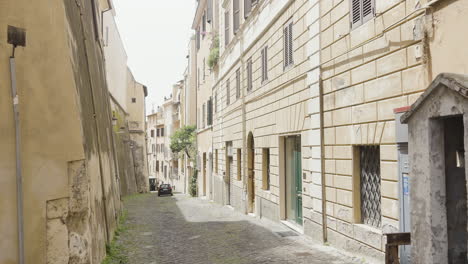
(0, 0), (122, 263)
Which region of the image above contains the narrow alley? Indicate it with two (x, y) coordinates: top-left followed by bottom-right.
(108, 194), (364, 264)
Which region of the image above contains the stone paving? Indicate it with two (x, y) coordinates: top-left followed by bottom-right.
(114, 193), (367, 264)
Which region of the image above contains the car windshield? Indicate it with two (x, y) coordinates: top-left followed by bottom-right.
(160, 184), (170, 188)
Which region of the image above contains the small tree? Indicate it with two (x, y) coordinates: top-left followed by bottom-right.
(170, 125), (196, 159)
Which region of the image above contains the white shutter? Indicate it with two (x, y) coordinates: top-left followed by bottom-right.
(233, 0), (240, 33)
(288, 22), (293, 66)
(283, 25), (289, 68)
(362, 0), (375, 23)
(351, 0), (362, 28)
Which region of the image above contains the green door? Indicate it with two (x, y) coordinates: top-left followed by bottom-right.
(286, 136), (303, 225)
(294, 137), (303, 225)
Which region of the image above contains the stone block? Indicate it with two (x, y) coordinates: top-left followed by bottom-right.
(47, 219), (69, 264)
(402, 65), (426, 93)
(334, 175), (353, 190)
(377, 96), (408, 121)
(336, 189), (353, 207)
(336, 159), (352, 176)
(304, 218), (325, 242)
(333, 15), (350, 42)
(323, 93), (335, 111)
(326, 187), (337, 202)
(332, 71), (351, 90)
(353, 102), (377, 123)
(364, 72), (402, 102)
(335, 125), (353, 144)
(324, 127), (336, 144)
(381, 197), (399, 219)
(350, 19), (375, 48)
(336, 219), (354, 237)
(381, 161), (398, 181)
(338, 85), (363, 109)
(351, 61), (376, 85)
(325, 173), (334, 186)
(330, 0), (349, 25)
(380, 144), (398, 161)
(407, 44), (423, 67)
(47, 198), (69, 220)
(353, 224), (383, 250)
(376, 49), (407, 76)
(334, 203), (353, 222)
(333, 107), (352, 125)
(380, 121), (396, 143)
(331, 36), (348, 58)
(321, 26), (334, 48)
(382, 180), (398, 199)
(333, 145), (352, 159)
(327, 216), (337, 230)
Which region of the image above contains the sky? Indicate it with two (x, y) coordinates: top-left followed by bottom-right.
(112, 0), (197, 113)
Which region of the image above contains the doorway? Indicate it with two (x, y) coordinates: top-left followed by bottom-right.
(443, 116), (467, 263)
(285, 136), (302, 225)
(247, 133), (255, 214)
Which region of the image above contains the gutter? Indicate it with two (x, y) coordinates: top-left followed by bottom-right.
(319, 76), (328, 243)
(8, 25), (26, 264)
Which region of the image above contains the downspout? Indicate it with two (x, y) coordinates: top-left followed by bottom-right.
(319, 76), (327, 243)
(8, 27), (25, 264)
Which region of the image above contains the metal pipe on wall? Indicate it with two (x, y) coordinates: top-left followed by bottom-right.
(10, 51), (25, 264)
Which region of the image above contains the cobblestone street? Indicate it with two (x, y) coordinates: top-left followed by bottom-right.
(113, 193), (365, 264)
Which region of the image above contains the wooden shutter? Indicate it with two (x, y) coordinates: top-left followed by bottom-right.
(233, 0), (240, 33)
(236, 69), (241, 99)
(225, 11), (230, 46)
(207, 0), (213, 23)
(244, 0), (252, 18)
(284, 21), (293, 68)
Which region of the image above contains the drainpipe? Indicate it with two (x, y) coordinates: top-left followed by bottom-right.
(8, 25), (26, 264)
(319, 76), (328, 243)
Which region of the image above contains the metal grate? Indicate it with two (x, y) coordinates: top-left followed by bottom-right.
(360, 145), (381, 228)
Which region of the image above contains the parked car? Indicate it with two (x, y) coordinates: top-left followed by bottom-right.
(158, 184), (173, 196)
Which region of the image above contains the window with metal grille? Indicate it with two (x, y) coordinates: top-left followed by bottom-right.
(261, 46), (268, 83)
(226, 80), (231, 105)
(359, 145), (381, 227)
(236, 68), (241, 99)
(283, 20), (293, 69)
(233, 0), (240, 33)
(225, 11), (230, 46)
(247, 58), (253, 92)
(351, 0), (375, 29)
(237, 149), (242, 181)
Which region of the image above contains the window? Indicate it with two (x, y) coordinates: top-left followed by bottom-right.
(202, 103), (206, 128)
(161, 128), (165, 137)
(262, 148), (270, 190)
(157, 128), (160, 137)
(356, 145), (381, 228)
(237, 149), (242, 181)
(207, 97), (213, 126)
(247, 58), (253, 92)
(152, 144), (155, 153)
(224, 11), (230, 46)
(351, 0), (375, 29)
(203, 58), (206, 81)
(207, 0), (213, 23)
(261, 46), (268, 82)
(196, 27), (201, 50)
(226, 80), (231, 105)
(283, 20), (294, 69)
(215, 149), (218, 173)
(215, 92), (218, 113)
(236, 68), (241, 99)
(132, 98), (136, 103)
(156, 161), (159, 172)
(244, 0), (258, 18)
(202, 12), (206, 39)
(233, 0), (240, 33)
(197, 68), (200, 90)
(151, 130), (155, 138)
